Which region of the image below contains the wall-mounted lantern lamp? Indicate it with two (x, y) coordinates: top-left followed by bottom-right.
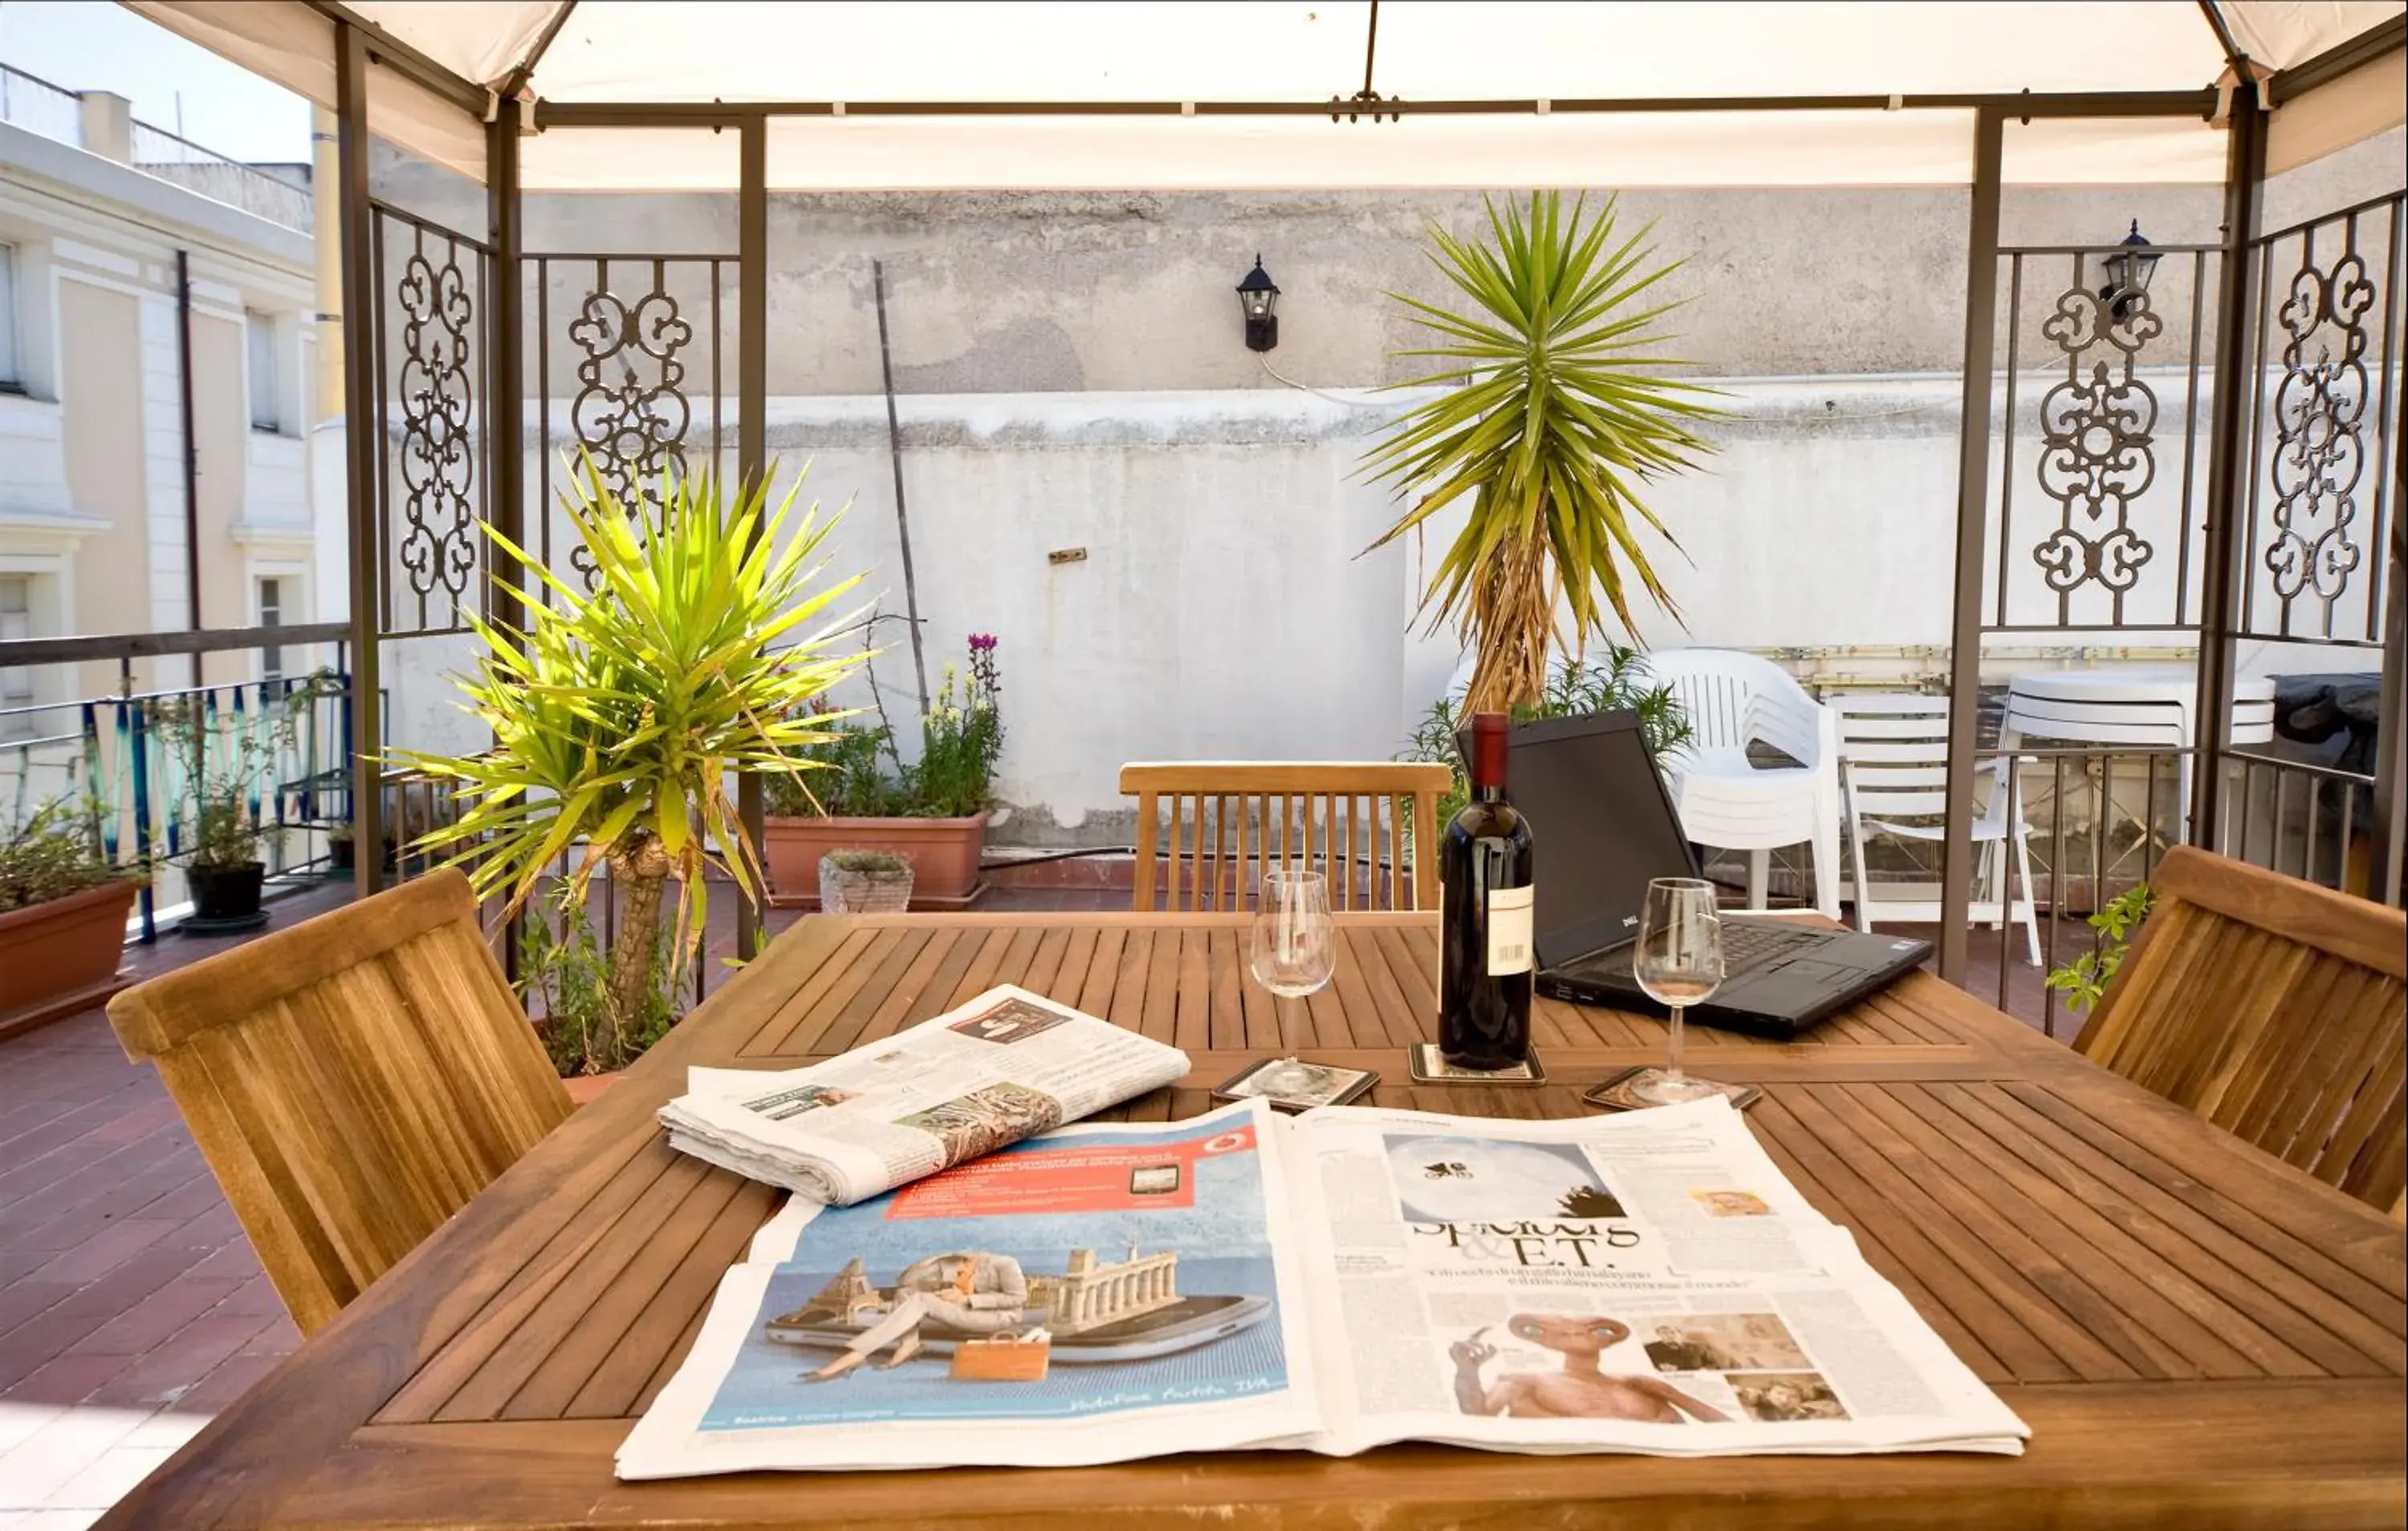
(2098, 220), (2161, 322)
(1237, 255), (1279, 352)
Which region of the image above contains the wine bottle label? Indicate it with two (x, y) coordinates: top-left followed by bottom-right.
(1487, 884), (1535, 976)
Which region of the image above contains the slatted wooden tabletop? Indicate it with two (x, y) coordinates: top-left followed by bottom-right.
(104, 912), (2406, 1530)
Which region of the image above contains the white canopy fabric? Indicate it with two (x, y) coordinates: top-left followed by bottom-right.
(128, 1), (2406, 189)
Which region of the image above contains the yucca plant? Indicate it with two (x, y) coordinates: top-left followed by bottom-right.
(1364, 192), (1722, 715)
(393, 460), (867, 1062)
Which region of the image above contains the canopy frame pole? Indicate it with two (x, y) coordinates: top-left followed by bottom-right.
(734, 112), (768, 963)
(2190, 75), (2269, 849)
(336, 18), (384, 900)
(1938, 105), (2003, 986)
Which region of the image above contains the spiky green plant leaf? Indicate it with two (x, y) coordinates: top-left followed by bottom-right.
(389, 458), (868, 1035)
(1363, 192), (1721, 713)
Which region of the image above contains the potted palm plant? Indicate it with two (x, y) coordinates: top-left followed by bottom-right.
(762, 636), (1003, 909)
(0, 798), (141, 1032)
(1364, 192), (1722, 715)
(393, 460), (866, 1074)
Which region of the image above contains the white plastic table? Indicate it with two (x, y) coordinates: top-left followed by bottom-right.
(1999, 664), (2276, 843)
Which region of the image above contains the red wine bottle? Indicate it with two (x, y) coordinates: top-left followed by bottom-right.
(1438, 711), (1535, 1068)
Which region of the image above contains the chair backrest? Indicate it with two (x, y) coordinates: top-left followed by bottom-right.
(1639, 648), (1827, 768)
(107, 868), (572, 1334)
(1119, 761), (1453, 912)
(1832, 693), (1951, 820)
(2076, 844), (2406, 1211)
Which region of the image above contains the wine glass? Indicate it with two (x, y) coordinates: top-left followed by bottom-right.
(1251, 870), (1335, 999)
(1629, 877), (1726, 1105)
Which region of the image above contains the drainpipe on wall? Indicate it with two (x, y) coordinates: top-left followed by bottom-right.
(175, 249), (202, 687)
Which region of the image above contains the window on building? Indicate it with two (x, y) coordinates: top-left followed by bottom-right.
(257, 575), (285, 684)
(1, 575), (35, 741)
(0, 245), (20, 392)
(246, 310), (279, 432)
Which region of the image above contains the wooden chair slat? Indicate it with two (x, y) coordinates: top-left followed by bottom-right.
(2076, 846), (2406, 1211)
(106, 868), (574, 1334)
(1119, 763), (1452, 913)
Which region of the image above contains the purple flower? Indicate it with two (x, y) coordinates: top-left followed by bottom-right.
(967, 632), (999, 652)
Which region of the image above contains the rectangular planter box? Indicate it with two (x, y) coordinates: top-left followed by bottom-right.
(0, 879), (140, 1040)
(764, 814), (987, 911)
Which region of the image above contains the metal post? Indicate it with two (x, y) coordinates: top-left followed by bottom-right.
(1939, 107), (2004, 985)
(2373, 388), (2406, 904)
(735, 113), (767, 960)
(2191, 95), (2267, 847)
(488, 92), (526, 969)
(336, 22), (383, 896)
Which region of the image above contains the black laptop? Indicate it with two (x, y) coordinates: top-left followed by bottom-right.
(1501, 710), (1931, 1038)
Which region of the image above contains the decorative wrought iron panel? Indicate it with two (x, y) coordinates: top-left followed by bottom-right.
(2239, 190), (2402, 648)
(370, 203), (494, 638)
(1981, 243), (2223, 635)
(523, 254), (734, 595)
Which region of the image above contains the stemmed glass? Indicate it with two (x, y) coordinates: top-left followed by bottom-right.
(1629, 877), (1726, 1105)
(1250, 870), (1335, 1001)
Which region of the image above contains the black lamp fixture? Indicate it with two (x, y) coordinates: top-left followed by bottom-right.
(1237, 255), (1279, 352)
(2098, 219), (2162, 323)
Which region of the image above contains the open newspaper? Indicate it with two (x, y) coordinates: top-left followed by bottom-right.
(659, 985), (1190, 1206)
(618, 1095), (2027, 1477)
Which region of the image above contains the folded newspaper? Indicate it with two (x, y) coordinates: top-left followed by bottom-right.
(659, 985), (1190, 1205)
(617, 1095), (2028, 1476)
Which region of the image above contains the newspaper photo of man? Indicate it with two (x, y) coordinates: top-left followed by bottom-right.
(801, 1252), (1029, 1383)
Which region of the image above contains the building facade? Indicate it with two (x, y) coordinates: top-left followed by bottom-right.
(0, 81), (326, 763)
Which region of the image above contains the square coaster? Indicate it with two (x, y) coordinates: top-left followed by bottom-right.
(1582, 1066), (1761, 1113)
(1210, 1057), (1380, 1113)
(1406, 1042), (1548, 1086)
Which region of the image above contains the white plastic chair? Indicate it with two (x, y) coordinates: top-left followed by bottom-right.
(1636, 649), (1842, 919)
(1833, 693), (2040, 966)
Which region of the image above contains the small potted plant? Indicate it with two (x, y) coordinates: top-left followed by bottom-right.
(182, 784), (271, 931)
(818, 849), (915, 914)
(763, 635), (1005, 909)
(0, 798), (141, 1031)
(325, 821), (356, 872)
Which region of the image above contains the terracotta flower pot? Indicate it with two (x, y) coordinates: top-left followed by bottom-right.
(764, 814), (987, 909)
(0, 879), (140, 1031)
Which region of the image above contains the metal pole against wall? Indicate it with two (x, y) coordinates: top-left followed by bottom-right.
(734, 113), (767, 961)
(175, 249), (202, 688)
(2191, 96), (2268, 847)
(488, 94), (526, 966)
(2375, 389), (2407, 904)
(336, 22), (383, 897)
(1938, 107), (2003, 985)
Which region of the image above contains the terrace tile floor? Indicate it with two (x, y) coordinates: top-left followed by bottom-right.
(0, 872), (2057, 1526)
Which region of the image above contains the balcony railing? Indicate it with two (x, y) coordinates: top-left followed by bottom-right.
(128, 119), (311, 233)
(2, 623), (354, 939)
(0, 62), (82, 147)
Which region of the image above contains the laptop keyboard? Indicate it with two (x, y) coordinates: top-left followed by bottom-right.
(1720, 920), (1827, 975)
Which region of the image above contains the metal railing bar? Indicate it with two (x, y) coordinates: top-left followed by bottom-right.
(0, 622), (349, 668)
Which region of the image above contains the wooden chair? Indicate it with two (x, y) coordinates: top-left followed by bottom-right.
(108, 868), (572, 1334)
(1119, 761), (1453, 912)
(2076, 845), (2406, 1212)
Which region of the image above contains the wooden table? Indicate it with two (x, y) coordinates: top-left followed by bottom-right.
(105, 912), (2406, 1529)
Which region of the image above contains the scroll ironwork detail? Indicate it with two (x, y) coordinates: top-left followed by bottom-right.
(2031, 282), (2161, 622)
(394, 239), (478, 616)
(2261, 252), (2371, 624)
(566, 278), (692, 586)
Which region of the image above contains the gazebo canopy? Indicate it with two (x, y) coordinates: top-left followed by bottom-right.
(132, 1), (2406, 189)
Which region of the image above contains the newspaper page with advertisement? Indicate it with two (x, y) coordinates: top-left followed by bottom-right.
(620, 1095), (2025, 1476)
(618, 1100), (1320, 1476)
(1288, 1096), (2028, 1457)
(659, 985), (1190, 1205)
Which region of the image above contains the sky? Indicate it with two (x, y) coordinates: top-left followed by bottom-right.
(0, 0), (309, 164)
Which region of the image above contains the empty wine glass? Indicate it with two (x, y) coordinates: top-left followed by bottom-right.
(1251, 870), (1335, 998)
(1630, 877), (1726, 1105)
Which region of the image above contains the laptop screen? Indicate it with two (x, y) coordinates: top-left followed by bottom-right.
(1501, 711), (1699, 966)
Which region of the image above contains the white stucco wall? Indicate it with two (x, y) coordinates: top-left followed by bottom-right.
(391, 369), (2332, 841)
